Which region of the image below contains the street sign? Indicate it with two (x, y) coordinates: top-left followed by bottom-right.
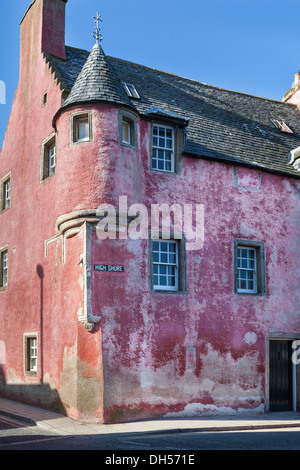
(94, 264), (124, 272)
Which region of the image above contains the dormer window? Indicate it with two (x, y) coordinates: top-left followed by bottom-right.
(147, 108), (188, 175)
(71, 111), (92, 145)
(152, 124), (175, 173)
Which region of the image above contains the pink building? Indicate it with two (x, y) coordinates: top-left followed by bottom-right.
(0, 0), (300, 423)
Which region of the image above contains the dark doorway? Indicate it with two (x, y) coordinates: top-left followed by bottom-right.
(269, 340), (293, 412)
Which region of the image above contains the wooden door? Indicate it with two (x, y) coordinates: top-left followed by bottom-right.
(269, 340), (293, 411)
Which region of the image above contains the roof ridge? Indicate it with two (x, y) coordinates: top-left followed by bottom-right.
(64, 45), (297, 106)
(108, 55), (296, 107)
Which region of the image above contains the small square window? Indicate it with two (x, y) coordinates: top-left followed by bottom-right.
(234, 240), (265, 295)
(122, 119), (131, 145)
(0, 248), (8, 289)
(119, 111), (137, 149)
(1, 174), (11, 211)
(24, 334), (38, 376)
(72, 113), (92, 144)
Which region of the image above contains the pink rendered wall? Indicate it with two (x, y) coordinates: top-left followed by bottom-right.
(89, 112), (300, 422)
(0, 0), (88, 415)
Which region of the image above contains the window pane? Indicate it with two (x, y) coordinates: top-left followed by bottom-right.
(168, 265), (175, 276)
(158, 159), (164, 170)
(78, 120), (89, 140)
(160, 265), (167, 275)
(169, 253), (176, 264)
(160, 253), (168, 263)
(153, 242), (159, 251)
(169, 243), (176, 252)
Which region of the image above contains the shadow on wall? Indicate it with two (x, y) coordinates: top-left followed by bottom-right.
(0, 365), (67, 416)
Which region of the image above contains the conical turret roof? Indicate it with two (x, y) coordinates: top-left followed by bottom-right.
(62, 43), (135, 109)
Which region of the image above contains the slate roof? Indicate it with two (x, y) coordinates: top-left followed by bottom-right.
(62, 43), (134, 109)
(47, 45), (300, 178)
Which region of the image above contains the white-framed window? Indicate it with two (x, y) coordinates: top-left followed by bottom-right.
(24, 334), (38, 376)
(48, 143), (56, 177)
(70, 112), (92, 145)
(234, 240), (266, 295)
(0, 248), (8, 289)
(122, 119), (132, 145)
(29, 338), (38, 372)
(237, 247), (257, 293)
(1, 173), (11, 212)
(74, 115), (90, 143)
(3, 178), (10, 210)
(41, 134), (56, 181)
(152, 240), (178, 291)
(152, 124), (175, 173)
(118, 111), (137, 149)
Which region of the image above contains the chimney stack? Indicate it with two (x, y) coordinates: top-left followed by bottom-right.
(20, 0), (68, 62)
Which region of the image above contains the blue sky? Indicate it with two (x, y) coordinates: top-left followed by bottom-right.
(0, 0), (300, 147)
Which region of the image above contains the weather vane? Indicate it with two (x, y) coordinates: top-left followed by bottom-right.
(93, 12), (103, 45)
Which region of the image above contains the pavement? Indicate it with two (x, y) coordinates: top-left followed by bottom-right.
(0, 396), (300, 437)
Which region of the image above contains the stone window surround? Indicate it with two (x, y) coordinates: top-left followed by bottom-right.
(118, 109), (138, 150)
(148, 119), (185, 174)
(148, 232), (187, 294)
(69, 110), (93, 146)
(23, 333), (38, 377)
